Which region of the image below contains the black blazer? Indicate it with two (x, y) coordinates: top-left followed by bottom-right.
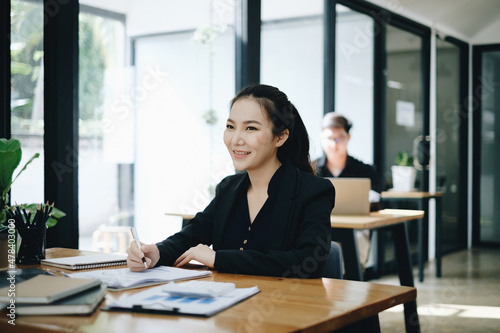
(156, 161), (335, 278)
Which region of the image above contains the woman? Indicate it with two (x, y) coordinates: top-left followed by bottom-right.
(127, 84), (335, 278)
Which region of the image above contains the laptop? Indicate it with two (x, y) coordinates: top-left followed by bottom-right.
(326, 178), (371, 215)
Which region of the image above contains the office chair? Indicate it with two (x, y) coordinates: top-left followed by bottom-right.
(321, 241), (343, 279)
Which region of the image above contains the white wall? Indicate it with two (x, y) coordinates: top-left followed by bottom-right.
(128, 0), (233, 36)
(80, 0), (130, 14)
(81, 0), (234, 36)
(367, 0), (500, 45)
(472, 18), (500, 44)
(261, 0), (323, 21)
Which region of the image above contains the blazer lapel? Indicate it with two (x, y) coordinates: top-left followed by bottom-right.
(212, 173), (249, 249)
(266, 162), (300, 251)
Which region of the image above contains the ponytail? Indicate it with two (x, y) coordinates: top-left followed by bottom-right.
(231, 84), (314, 174)
(277, 102), (314, 174)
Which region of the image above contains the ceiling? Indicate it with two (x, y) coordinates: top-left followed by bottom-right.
(367, 0), (500, 41)
(81, 0), (500, 43)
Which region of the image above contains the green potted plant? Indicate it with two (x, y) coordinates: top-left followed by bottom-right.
(1, 138), (67, 264)
(0, 138), (65, 230)
(391, 151), (417, 192)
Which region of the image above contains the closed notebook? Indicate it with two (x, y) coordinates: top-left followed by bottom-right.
(16, 284), (107, 315)
(41, 254), (127, 270)
(0, 275), (101, 304)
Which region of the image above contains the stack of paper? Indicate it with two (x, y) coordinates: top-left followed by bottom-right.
(66, 266), (212, 290)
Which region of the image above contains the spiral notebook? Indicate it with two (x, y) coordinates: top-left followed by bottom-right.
(0, 275), (101, 304)
(41, 254), (128, 270)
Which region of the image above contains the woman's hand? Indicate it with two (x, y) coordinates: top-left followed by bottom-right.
(174, 244), (215, 268)
(127, 241), (160, 272)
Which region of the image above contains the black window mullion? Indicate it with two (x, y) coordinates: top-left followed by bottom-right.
(421, 31), (431, 191)
(373, 18), (387, 183)
(235, 0), (261, 93)
(0, 0), (10, 139)
(43, 0), (79, 248)
(323, 0), (336, 114)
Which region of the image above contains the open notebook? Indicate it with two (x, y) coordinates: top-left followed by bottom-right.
(41, 253), (128, 270)
(66, 266), (212, 290)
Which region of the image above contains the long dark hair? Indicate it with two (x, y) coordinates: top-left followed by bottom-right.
(231, 84), (314, 174)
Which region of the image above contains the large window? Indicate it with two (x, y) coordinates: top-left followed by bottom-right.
(335, 4), (374, 163)
(478, 49), (500, 245)
(10, 0), (44, 205)
(77, 1), (237, 249)
(261, 0), (324, 160)
(78, 5), (127, 251)
(385, 25), (423, 189)
(379, 23), (426, 275)
(436, 38), (467, 252)
(133, 1), (236, 244)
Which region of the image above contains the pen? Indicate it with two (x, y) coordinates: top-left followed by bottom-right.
(131, 227), (148, 269)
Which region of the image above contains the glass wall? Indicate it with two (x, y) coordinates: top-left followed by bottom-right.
(261, 0), (324, 160)
(77, 7), (127, 252)
(385, 25), (423, 189)
(335, 4), (374, 164)
(381, 24), (424, 270)
(10, 0), (44, 205)
(133, 1), (236, 244)
(436, 38), (467, 252)
(479, 50), (500, 244)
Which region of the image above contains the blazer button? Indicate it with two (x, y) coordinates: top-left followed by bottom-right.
(239, 247), (243, 251)
(243, 239), (248, 244)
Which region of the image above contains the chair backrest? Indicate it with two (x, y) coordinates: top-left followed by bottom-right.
(321, 241), (343, 279)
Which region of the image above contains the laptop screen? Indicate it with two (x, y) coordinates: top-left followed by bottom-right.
(325, 178), (371, 215)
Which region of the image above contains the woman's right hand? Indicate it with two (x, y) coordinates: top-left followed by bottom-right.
(126, 241), (160, 272)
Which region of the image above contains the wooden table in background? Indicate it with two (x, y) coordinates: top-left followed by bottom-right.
(0, 248), (417, 333)
(381, 191), (443, 281)
(165, 211), (196, 228)
(331, 209), (424, 333)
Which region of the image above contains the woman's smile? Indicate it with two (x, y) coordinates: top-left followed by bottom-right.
(233, 150), (251, 159)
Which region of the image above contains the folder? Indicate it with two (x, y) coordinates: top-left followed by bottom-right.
(16, 284), (107, 315)
(0, 275), (101, 304)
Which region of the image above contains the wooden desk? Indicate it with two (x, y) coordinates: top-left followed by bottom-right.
(165, 211), (195, 228)
(381, 191), (443, 281)
(331, 209), (424, 333)
(1, 248), (417, 333)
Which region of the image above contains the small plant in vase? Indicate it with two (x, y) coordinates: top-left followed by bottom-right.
(391, 151), (417, 192)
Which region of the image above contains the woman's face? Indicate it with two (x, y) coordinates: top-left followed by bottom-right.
(224, 98), (286, 172)
(320, 127), (350, 161)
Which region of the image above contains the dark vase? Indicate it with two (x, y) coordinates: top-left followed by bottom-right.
(16, 227), (46, 264)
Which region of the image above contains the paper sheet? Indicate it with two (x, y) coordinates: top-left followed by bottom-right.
(66, 266), (211, 290)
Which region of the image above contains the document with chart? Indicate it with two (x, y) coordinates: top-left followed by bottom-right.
(104, 284), (260, 316)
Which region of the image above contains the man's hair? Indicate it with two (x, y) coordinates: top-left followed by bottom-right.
(322, 112), (352, 133)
